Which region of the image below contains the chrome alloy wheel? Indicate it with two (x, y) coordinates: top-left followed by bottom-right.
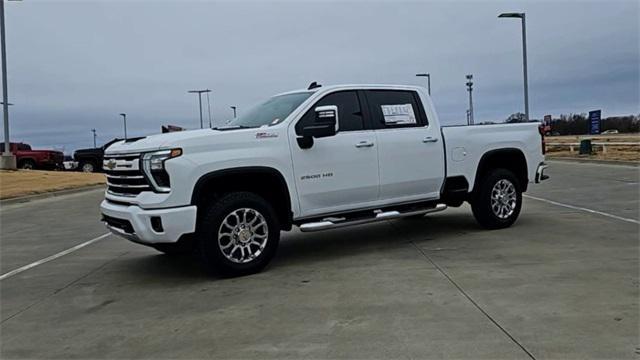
(490, 179), (517, 219)
(82, 163), (94, 172)
(217, 208), (269, 264)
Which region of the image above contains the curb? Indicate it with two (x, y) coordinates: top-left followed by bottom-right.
(547, 157), (639, 167)
(0, 184), (106, 206)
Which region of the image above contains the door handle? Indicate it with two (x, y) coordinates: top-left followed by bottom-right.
(422, 137), (439, 143)
(355, 141), (375, 148)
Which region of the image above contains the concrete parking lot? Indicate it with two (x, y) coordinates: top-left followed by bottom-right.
(1, 160), (638, 359)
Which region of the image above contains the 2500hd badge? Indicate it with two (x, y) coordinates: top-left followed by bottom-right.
(300, 172), (333, 181)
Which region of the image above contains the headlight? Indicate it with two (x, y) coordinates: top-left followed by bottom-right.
(141, 149), (182, 192)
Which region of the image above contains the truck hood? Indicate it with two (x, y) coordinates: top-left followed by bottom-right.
(104, 127), (275, 155)
(29, 149), (64, 156)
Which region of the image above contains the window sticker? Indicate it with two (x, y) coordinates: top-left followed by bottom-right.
(381, 104), (416, 125)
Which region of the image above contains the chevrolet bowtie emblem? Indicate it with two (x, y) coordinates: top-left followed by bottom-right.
(105, 159), (116, 170)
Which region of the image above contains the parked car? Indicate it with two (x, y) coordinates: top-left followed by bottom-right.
(101, 84), (548, 276)
(602, 129), (619, 134)
(0, 142), (64, 170)
(62, 155), (78, 171)
(73, 139), (121, 172)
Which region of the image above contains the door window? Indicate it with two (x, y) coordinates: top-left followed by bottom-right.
(365, 90), (428, 129)
(295, 91), (364, 135)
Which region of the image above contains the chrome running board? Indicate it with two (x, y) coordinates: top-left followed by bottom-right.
(299, 203), (447, 232)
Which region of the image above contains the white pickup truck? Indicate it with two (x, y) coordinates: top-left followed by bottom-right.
(101, 84), (547, 276)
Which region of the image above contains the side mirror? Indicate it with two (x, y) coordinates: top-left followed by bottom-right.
(303, 105), (339, 138)
(297, 105), (339, 149)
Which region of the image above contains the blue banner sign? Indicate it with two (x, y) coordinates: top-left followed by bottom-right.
(588, 110), (601, 135)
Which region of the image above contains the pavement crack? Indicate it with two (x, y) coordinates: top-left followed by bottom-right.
(1, 251), (129, 325)
(410, 241), (537, 360)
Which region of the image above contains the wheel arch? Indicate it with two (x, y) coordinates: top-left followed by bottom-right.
(191, 166), (293, 230)
(18, 157), (36, 166)
(472, 148), (529, 193)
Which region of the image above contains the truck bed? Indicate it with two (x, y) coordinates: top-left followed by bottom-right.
(441, 123), (544, 191)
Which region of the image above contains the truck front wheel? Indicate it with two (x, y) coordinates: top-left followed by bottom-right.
(79, 161), (96, 173)
(19, 159), (35, 170)
(196, 192), (280, 277)
(471, 168), (522, 229)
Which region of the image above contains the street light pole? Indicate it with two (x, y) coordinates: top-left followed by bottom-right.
(415, 73), (431, 95)
(466, 74), (474, 125)
(119, 113), (127, 140)
(230, 106), (237, 118)
(188, 89), (211, 129)
(91, 128), (97, 148)
(499, 12), (529, 121)
(0, 0), (17, 169)
(206, 91), (212, 128)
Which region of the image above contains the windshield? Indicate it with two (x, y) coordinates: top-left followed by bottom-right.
(227, 92), (312, 128)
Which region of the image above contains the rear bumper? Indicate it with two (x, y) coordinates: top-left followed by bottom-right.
(100, 200), (197, 244)
(535, 162), (549, 183)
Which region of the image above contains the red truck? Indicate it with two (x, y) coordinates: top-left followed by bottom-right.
(0, 142), (64, 170)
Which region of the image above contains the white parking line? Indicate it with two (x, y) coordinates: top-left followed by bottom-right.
(524, 194), (639, 224)
(0, 233), (111, 281)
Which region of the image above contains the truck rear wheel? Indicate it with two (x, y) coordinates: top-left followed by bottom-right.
(471, 168), (522, 229)
(196, 192), (280, 277)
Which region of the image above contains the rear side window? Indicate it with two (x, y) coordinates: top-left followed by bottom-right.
(365, 90), (427, 129)
(295, 91), (364, 134)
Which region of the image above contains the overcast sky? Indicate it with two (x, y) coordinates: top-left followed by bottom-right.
(3, 0), (639, 152)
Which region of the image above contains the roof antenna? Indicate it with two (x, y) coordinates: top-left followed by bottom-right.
(307, 81), (322, 90)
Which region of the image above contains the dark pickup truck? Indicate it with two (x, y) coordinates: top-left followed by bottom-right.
(0, 142), (64, 170)
(73, 139), (120, 172)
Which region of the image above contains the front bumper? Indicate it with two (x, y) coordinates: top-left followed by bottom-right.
(535, 162), (549, 183)
(100, 200), (197, 244)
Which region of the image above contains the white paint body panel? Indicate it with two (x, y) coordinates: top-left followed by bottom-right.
(289, 130), (379, 217)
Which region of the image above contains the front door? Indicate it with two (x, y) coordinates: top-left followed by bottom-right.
(289, 90), (379, 218)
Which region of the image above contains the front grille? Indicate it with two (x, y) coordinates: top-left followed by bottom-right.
(103, 153), (152, 196)
(102, 215), (134, 234)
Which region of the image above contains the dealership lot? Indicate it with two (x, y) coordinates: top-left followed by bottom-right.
(1, 160), (638, 359)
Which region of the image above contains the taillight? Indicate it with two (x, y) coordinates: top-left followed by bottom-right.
(538, 125), (546, 155)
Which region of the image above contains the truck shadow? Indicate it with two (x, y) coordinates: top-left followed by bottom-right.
(271, 212), (479, 270)
(115, 251), (211, 281)
(115, 212), (480, 281)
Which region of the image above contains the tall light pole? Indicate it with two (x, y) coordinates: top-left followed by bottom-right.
(205, 91), (212, 128)
(188, 89), (211, 129)
(499, 12), (529, 121)
(415, 73), (431, 95)
(0, 0), (20, 169)
(230, 106), (237, 118)
(119, 113), (127, 140)
(466, 74), (474, 125)
(91, 128), (97, 148)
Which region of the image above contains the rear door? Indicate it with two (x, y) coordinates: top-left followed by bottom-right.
(365, 89), (445, 202)
(289, 90), (379, 217)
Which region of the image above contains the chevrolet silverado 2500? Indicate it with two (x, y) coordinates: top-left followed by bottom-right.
(101, 84), (547, 276)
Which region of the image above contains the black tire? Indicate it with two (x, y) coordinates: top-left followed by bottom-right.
(79, 161), (96, 173)
(471, 168), (522, 229)
(19, 159), (35, 170)
(196, 192), (280, 277)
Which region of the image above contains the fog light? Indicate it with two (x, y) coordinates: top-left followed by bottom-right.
(150, 216), (164, 233)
